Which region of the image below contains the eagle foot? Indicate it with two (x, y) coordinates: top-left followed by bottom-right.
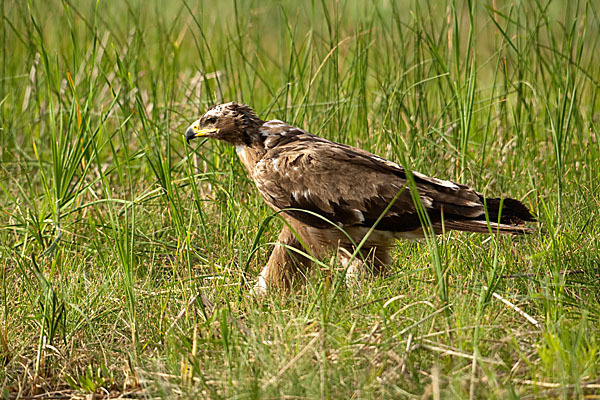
(250, 272), (269, 298)
(338, 248), (367, 286)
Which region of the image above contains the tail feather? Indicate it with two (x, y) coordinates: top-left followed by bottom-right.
(442, 196), (535, 235)
(481, 196), (536, 225)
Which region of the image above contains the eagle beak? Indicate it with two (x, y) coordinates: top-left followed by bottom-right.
(185, 121), (217, 144)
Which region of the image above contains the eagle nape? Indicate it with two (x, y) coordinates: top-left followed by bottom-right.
(185, 102), (536, 296)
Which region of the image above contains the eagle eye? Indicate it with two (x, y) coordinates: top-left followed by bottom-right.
(206, 116), (217, 124)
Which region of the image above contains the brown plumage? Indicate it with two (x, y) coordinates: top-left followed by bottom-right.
(186, 102), (535, 294)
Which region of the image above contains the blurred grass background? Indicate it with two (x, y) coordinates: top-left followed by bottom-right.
(1, 0), (599, 398)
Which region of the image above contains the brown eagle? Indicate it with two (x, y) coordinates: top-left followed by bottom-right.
(186, 102), (535, 295)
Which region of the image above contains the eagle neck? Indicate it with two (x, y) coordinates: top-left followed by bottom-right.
(235, 141), (267, 173)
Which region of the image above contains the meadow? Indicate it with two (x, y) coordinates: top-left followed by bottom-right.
(1, 0), (599, 398)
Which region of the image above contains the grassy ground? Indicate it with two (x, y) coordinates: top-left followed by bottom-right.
(1, 0), (599, 398)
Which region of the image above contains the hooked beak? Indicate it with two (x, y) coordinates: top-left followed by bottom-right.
(185, 121), (218, 144)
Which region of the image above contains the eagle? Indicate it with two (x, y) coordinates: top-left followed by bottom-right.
(185, 102), (535, 295)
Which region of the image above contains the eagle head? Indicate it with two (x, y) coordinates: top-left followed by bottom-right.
(185, 102), (264, 145)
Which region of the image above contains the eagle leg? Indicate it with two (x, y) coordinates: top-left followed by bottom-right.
(338, 246), (392, 286)
(252, 225), (313, 295)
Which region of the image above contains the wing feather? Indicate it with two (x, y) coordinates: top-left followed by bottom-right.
(252, 129), (485, 232)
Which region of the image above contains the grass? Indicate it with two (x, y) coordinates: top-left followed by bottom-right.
(1, 0), (599, 398)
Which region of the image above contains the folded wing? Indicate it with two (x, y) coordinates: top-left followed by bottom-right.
(252, 131), (533, 234)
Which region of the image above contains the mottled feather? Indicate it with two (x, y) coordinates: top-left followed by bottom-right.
(185, 103), (536, 293)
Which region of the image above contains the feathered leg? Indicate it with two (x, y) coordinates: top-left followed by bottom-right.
(253, 225), (312, 295)
(339, 246), (392, 285)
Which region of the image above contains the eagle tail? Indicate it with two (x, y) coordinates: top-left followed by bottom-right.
(442, 196), (536, 235)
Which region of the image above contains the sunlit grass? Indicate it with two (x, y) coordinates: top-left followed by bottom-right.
(1, 0), (599, 398)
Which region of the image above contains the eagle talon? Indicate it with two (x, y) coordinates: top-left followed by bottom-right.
(251, 274), (268, 298)
(338, 248), (365, 286)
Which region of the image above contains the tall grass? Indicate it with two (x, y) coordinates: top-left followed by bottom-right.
(1, 0), (599, 398)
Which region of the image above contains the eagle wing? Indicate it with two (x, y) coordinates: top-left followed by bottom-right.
(252, 129), (484, 232)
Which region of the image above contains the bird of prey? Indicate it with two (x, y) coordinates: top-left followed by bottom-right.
(186, 102), (535, 295)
